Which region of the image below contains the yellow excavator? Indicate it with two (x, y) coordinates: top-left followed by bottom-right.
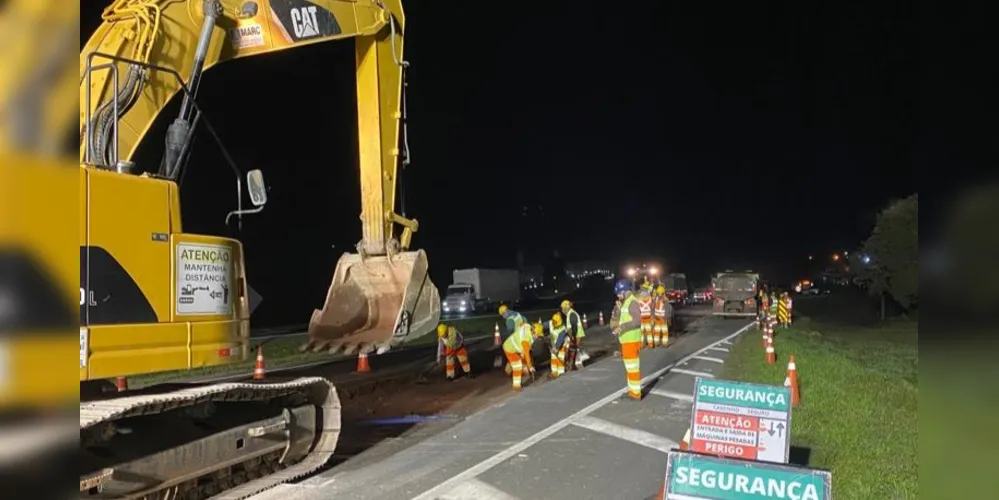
(82, 0), (441, 497)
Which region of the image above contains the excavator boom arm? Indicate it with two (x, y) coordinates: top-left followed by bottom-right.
(81, 0), (439, 354)
(80, 0), (408, 251)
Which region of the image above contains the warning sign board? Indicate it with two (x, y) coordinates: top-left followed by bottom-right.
(690, 378), (791, 463)
(662, 450), (831, 500)
(176, 242), (234, 316)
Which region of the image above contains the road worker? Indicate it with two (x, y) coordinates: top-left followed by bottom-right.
(757, 289), (770, 328)
(638, 283), (655, 348)
(498, 304), (526, 336)
(784, 292), (793, 325)
(611, 279), (643, 400)
(653, 285), (671, 347)
(547, 313), (570, 378)
(560, 299), (587, 370)
(436, 323), (472, 380)
(502, 319), (542, 390)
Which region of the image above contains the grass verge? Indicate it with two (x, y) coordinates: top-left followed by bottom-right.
(131, 307), (577, 387)
(719, 303), (918, 499)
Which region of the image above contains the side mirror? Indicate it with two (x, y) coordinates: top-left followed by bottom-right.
(247, 169), (267, 206)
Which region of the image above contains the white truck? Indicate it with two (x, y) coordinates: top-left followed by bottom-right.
(443, 268), (521, 314)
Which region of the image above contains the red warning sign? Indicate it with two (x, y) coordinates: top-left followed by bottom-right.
(692, 439), (759, 460)
(695, 410), (759, 430)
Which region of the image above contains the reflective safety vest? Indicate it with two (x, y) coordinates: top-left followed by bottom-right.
(653, 296), (668, 318)
(548, 321), (567, 348)
(617, 295), (643, 344)
(565, 308), (585, 337)
(439, 327), (464, 350)
(503, 322), (534, 354)
(638, 298), (653, 319)
(505, 311), (526, 332)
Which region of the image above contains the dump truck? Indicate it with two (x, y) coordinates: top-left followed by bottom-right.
(711, 271), (761, 317)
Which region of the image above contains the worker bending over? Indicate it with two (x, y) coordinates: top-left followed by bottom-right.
(638, 284), (655, 348)
(436, 323), (472, 381)
(503, 320), (543, 390)
(498, 304), (526, 336)
(611, 279), (644, 400)
(653, 285), (670, 347)
(560, 300), (587, 370)
(547, 313), (570, 378)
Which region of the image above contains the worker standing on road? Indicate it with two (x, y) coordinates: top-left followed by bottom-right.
(498, 304), (526, 336)
(638, 284), (655, 349)
(547, 313), (569, 378)
(653, 285), (671, 347)
(785, 292), (793, 325)
(436, 323), (472, 381)
(612, 279), (644, 400)
(503, 320), (541, 390)
(560, 299), (587, 370)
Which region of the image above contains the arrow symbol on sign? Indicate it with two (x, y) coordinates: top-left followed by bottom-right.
(768, 422), (775, 436)
(776, 422), (785, 437)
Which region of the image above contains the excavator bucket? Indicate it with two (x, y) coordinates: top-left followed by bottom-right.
(307, 249), (440, 354)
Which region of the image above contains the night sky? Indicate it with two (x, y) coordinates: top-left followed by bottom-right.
(83, 1), (925, 327)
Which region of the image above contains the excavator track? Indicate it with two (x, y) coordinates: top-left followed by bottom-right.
(80, 377), (341, 500)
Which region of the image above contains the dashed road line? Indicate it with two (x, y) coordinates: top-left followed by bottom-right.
(571, 416), (678, 454)
(692, 355), (726, 364)
(410, 322), (754, 500)
(648, 388), (694, 403)
(670, 368), (715, 378)
(433, 478), (521, 500)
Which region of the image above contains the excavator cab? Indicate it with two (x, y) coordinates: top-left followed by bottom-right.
(308, 249), (440, 355)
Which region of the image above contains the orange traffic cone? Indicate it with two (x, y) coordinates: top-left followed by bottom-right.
(679, 428), (691, 450)
(583, 314), (588, 327)
(253, 345), (266, 380)
(785, 355), (800, 406)
(356, 352), (371, 373)
(599, 311), (605, 326)
(765, 335), (775, 365)
(494, 323), (501, 346)
(115, 376), (128, 392)
(762, 328), (768, 348)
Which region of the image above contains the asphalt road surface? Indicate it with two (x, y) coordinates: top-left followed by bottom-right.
(248, 312), (754, 500)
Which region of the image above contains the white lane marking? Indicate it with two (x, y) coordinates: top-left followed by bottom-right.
(709, 346), (729, 353)
(433, 478), (521, 500)
(670, 368), (715, 378)
(693, 355), (726, 364)
(571, 416), (678, 454)
(410, 321), (755, 500)
(649, 389), (694, 403)
(721, 340), (733, 345)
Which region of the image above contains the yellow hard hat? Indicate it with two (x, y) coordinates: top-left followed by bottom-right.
(642, 281), (652, 290)
(498, 304), (508, 316)
(560, 299), (572, 310)
(656, 285), (665, 295)
(532, 322), (544, 336)
(552, 312), (563, 326)
(436, 323), (448, 337)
